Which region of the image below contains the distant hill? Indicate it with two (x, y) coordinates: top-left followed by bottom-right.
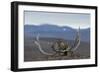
(24, 24), (90, 42)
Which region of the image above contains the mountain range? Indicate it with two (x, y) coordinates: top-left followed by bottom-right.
(24, 24), (90, 42)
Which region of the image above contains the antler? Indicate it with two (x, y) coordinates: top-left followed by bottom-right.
(34, 27), (80, 56)
(34, 34), (56, 56)
(69, 27), (80, 51)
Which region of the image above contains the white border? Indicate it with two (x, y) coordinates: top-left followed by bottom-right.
(18, 5), (95, 68)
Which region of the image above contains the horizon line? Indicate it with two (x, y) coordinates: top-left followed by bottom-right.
(25, 23), (90, 29)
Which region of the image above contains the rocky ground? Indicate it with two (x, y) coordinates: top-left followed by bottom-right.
(24, 37), (90, 62)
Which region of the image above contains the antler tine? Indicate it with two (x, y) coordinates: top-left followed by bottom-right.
(69, 27), (80, 51)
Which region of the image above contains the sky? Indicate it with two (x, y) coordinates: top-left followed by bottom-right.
(24, 11), (90, 29)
